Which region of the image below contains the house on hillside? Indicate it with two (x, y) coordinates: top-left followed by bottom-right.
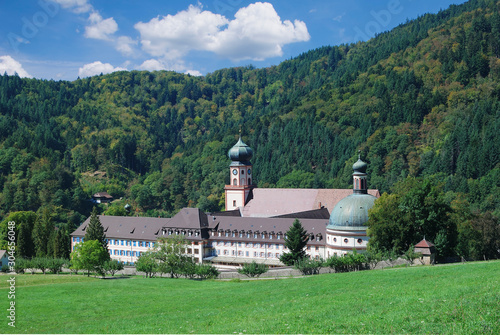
(92, 192), (113, 204)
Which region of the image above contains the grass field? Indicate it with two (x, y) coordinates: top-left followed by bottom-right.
(1, 261), (499, 334)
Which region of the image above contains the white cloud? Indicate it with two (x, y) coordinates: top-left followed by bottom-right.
(138, 59), (166, 72)
(78, 61), (126, 77)
(138, 59), (202, 76)
(0, 55), (32, 78)
(115, 36), (138, 56)
(211, 2), (310, 61)
(84, 12), (118, 40)
(135, 2), (309, 62)
(135, 4), (228, 60)
(51, 0), (92, 13)
(185, 69), (202, 76)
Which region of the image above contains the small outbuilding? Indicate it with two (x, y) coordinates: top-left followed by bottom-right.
(415, 238), (436, 265)
(92, 192), (114, 204)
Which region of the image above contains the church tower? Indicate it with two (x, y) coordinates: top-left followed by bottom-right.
(352, 152), (368, 194)
(225, 135), (254, 211)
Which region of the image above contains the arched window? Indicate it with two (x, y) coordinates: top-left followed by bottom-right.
(241, 178), (245, 186)
(233, 178), (238, 186)
(248, 178), (251, 185)
(355, 179), (359, 189)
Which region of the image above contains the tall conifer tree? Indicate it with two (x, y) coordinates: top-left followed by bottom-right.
(280, 219), (308, 266)
(32, 208), (54, 257)
(85, 207), (109, 255)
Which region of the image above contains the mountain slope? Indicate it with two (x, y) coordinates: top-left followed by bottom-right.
(0, 0), (498, 223)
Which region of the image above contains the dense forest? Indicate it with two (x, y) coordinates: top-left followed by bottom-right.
(0, 0), (499, 249)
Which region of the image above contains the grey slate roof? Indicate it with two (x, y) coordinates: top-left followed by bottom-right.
(208, 215), (328, 246)
(71, 215), (166, 241)
(71, 208), (328, 245)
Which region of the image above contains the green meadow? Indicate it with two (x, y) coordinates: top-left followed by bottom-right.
(1, 261), (499, 334)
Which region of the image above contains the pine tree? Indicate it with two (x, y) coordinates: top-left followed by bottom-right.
(84, 207), (109, 254)
(32, 208), (54, 257)
(15, 212), (37, 259)
(280, 219), (308, 266)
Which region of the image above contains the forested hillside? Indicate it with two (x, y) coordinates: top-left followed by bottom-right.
(0, 0), (498, 235)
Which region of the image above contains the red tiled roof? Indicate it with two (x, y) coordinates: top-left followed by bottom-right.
(241, 188), (380, 218)
(415, 239), (435, 248)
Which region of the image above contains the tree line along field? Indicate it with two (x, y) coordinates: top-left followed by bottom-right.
(0, 260), (498, 334)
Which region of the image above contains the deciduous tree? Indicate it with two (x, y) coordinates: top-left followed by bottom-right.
(70, 240), (109, 277)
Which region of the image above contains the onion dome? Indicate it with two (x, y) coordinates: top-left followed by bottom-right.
(228, 137), (253, 165)
(353, 157), (367, 174)
(327, 193), (377, 231)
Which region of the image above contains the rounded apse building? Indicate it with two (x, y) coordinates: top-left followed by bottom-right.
(326, 155), (377, 256)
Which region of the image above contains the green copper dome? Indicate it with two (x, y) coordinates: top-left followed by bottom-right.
(327, 193), (377, 231)
(353, 158), (367, 174)
(228, 137), (253, 165)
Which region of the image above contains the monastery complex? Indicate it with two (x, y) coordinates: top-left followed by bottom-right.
(71, 137), (380, 267)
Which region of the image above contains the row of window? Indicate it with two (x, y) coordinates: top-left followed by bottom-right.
(110, 250), (142, 257)
(329, 237), (364, 244)
(72, 237), (156, 248)
(214, 242), (286, 249)
(217, 249), (281, 258)
(215, 231), (285, 239)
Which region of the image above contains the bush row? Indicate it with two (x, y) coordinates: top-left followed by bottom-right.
(6, 257), (125, 277)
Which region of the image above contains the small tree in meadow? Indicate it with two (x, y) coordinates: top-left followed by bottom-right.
(70, 240), (109, 277)
(32, 257), (49, 274)
(135, 251), (158, 278)
(47, 258), (66, 274)
(104, 259), (124, 276)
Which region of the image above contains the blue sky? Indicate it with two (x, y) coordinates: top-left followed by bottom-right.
(0, 0), (467, 80)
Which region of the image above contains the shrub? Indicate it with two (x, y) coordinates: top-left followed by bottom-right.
(196, 263), (219, 280)
(1, 264), (9, 273)
(326, 251), (368, 273)
(294, 257), (323, 275)
(238, 261), (268, 278)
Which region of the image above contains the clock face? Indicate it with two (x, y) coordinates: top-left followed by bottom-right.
(232, 169), (238, 175)
(248, 169), (252, 175)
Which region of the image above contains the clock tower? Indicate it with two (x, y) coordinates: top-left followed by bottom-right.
(225, 136), (254, 211)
